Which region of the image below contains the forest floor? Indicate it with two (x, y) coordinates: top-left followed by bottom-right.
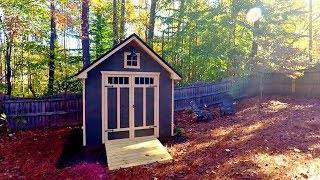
(1, 96), (320, 179)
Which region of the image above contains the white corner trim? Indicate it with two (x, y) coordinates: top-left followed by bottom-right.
(82, 79), (86, 146)
(101, 74), (105, 144)
(76, 36), (181, 80)
(156, 76), (160, 138)
(171, 79), (174, 136)
(77, 73), (87, 79)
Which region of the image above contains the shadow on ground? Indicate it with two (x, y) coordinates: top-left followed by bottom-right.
(56, 128), (106, 168)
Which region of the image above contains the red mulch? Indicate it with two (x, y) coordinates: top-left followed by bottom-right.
(1, 96), (320, 179)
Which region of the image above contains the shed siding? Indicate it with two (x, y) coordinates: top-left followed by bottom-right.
(85, 44), (172, 146)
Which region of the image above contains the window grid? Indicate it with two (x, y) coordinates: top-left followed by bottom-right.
(108, 77), (129, 85)
(134, 77), (154, 85)
(124, 52), (140, 69)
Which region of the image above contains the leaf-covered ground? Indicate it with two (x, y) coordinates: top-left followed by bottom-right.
(1, 96), (320, 179)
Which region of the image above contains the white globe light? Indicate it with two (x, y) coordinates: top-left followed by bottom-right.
(246, 7), (262, 23)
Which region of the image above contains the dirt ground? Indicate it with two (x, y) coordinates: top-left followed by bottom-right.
(1, 96), (320, 179)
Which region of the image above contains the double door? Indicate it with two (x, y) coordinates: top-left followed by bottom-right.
(103, 72), (159, 142)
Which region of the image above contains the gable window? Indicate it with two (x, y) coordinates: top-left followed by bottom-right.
(124, 52), (140, 69)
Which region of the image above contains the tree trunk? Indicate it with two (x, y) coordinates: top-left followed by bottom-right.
(5, 41), (12, 95)
(250, 19), (260, 57)
(309, 0), (312, 62)
(119, 0), (125, 41)
(0, 51), (2, 87)
(161, 30), (165, 58)
(176, 0), (185, 44)
(81, 0), (91, 68)
(95, 12), (103, 57)
(28, 75), (37, 98)
(48, 0), (57, 95)
(112, 0), (119, 46)
(147, 0), (157, 47)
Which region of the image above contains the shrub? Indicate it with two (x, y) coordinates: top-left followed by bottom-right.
(0, 110), (9, 134)
(13, 114), (27, 130)
(185, 107), (194, 114)
(176, 128), (185, 137)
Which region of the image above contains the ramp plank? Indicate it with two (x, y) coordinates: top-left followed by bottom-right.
(105, 137), (172, 170)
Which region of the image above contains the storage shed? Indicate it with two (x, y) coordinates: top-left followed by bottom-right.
(76, 33), (182, 146)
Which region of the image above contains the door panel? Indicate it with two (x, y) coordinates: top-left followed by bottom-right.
(134, 87), (143, 127)
(107, 88), (117, 129)
(132, 75), (157, 138)
(146, 87), (155, 126)
(108, 131), (129, 140)
(105, 74), (158, 142)
(135, 129), (154, 137)
(120, 88), (129, 128)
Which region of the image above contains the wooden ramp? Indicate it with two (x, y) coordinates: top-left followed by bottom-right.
(105, 137), (172, 170)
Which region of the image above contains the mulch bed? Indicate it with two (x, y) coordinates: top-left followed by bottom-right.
(1, 96), (320, 179)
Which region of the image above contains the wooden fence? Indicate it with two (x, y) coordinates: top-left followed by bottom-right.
(0, 93), (82, 130)
(6, 70), (320, 130)
(245, 70), (320, 97)
(174, 77), (250, 111)
(0, 77), (250, 130)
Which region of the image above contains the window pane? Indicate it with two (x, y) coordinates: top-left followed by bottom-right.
(150, 78), (154, 84)
(127, 60), (132, 66)
(145, 78), (150, 84)
(132, 61), (137, 66)
(133, 56), (137, 60)
(140, 77), (145, 84)
(119, 77), (123, 84)
(108, 77), (112, 84)
(127, 55), (131, 60)
(114, 77), (119, 84)
(124, 77), (129, 84)
(135, 77), (139, 84)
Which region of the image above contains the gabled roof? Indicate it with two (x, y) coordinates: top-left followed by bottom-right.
(75, 33), (182, 80)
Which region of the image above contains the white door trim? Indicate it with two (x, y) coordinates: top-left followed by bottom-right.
(102, 72), (160, 143)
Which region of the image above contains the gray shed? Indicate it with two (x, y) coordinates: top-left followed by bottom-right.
(76, 34), (182, 146)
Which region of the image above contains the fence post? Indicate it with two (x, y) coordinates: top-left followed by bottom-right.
(292, 78), (296, 94)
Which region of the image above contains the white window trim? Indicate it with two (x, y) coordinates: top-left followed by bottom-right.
(124, 52), (140, 69)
